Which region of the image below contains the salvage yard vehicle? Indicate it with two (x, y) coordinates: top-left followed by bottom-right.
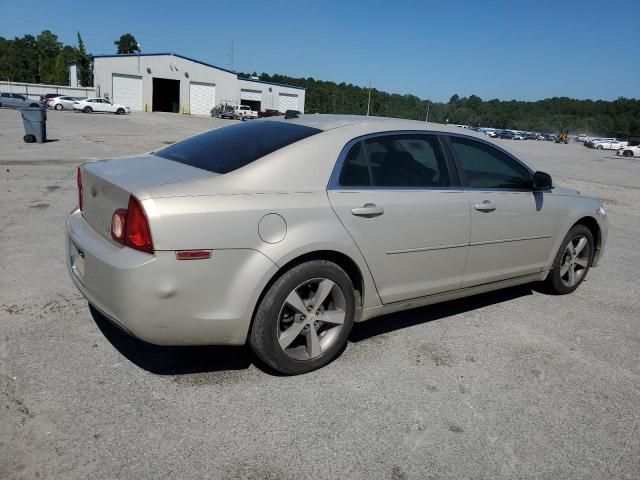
(0, 91), (41, 108)
(73, 97), (130, 114)
(211, 103), (237, 119)
(235, 104), (258, 120)
(616, 145), (640, 157)
(590, 138), (627, 150)
(67, 115), (608, 375)
(49, 95), (84, 111)
(259, 109), (285, 118)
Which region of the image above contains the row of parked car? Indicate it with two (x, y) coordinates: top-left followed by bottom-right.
(211, 103), (301, 120)
(0, 92), (131, 115)
(460, 126), (557, 141)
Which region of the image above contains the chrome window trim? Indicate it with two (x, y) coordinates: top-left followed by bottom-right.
(327, 130), (460, 191)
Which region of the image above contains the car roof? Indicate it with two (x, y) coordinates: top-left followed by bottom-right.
(268, 114), (485, 137)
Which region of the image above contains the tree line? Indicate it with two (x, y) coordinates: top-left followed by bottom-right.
(0, 31), (141, 88)
(0, 31), (92, 87)
(2, 29), (636, 137)
(241, 73), (640, 138)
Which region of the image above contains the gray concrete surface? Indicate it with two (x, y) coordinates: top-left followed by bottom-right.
(1, 109), (638, 479)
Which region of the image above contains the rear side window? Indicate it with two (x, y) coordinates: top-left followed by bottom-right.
(339, 134), (451, 188)
(449, 136), (532, 189)
(155, 121), (321, 174)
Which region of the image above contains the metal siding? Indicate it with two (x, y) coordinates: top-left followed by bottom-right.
(93, 56), (305, 114)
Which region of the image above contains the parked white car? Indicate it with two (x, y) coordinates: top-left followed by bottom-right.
(50, 95), (84, 111)
(591, 139), (627, 150)
(616, 145), (640, 157)
(234, 104), (258, 120)
(73, 98), (130, 115)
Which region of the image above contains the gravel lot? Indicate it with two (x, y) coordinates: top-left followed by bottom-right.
(1, 109), (638, 479)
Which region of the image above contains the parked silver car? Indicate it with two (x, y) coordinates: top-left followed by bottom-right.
(0, 91), (41, 108)
(67, 115), (608, 374)
(50, 95), (85, 111)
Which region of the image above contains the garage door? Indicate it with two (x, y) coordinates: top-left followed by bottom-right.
(241, 89), (262, 101)
(278, 93), (298, 112)
(112, 74), (142, 111)
(189, 82), (216, 116)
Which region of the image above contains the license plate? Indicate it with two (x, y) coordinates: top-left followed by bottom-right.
(70, 242), (85, 277)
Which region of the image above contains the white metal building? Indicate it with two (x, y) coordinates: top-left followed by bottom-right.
(92, 53), (305, 115)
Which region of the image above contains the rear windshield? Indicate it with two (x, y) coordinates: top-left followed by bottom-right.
(155, 120), (321, 174)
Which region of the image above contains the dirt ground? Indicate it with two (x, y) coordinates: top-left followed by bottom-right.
(1, 109), (638, 479)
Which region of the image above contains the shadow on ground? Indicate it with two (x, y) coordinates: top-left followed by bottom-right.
(92, 284), (535, 375)
(91, 307), (253, 375)
(350, 285), (534, 342)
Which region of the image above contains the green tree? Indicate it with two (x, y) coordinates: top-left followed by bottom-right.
(114, 34), (140, 54)
(53, 45), (78, 85)
(36, 30), (62, 83)
(76, 32), (92, 86)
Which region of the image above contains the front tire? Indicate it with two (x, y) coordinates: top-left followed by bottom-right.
(597, 145), (603, 150)
(83, 106), (92, 113)
(544, 225), (594, 294)
(54, 104), (63, 111)
(249, 260), (356, 375)
(623, 150), (633, 157)
(116, 108), (125, 115)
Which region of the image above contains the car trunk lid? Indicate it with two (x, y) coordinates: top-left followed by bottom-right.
(80, 154), (216, 243)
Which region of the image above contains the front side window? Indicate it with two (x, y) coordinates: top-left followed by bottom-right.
(449, 136), (532, 190)
(339, 134), (451, 188)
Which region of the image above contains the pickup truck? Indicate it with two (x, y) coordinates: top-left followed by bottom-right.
(234, 105), (258, 120)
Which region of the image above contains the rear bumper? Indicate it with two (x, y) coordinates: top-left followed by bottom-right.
(66, 209), (278, 346)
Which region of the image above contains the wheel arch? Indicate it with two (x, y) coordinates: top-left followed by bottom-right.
(573, 215), (602, 262)
(247, 249), (369, 343)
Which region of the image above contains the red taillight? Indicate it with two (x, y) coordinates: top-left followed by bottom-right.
(77, 167), (83, 211)
(110, 196), (154, 254)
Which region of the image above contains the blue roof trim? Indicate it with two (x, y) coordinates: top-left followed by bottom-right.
(91, 52), (237, 75)
(91, 52), (305, 90)
(237, 77), (306, 91)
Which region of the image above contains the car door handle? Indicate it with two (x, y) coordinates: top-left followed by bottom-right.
(351, 203), (384, 218)
(474, 200), (496, 212)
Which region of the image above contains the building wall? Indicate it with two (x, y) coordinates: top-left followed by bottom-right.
(93, 54), (306, 114)
(93, 55), (237, 113)
(0, 80), (95, 101)
(237, 78), (305, 113)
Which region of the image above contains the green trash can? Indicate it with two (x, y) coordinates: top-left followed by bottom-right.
(20, 107), (47, 143)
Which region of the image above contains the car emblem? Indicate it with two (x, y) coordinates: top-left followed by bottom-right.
(90, 186), (98, 197)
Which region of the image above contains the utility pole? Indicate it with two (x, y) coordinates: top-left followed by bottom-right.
(425, 98), (431, 123)
(227, 40), (235, 71)
(366, 78), (372, 116)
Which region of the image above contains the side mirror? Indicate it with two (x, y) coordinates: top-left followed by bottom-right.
(533, 171), (553, 190)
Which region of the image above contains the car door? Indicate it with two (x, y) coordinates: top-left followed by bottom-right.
(446, 135), (558, 287)
(328, 133), (471, 304)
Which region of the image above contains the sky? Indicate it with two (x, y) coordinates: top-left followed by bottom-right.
(2, 0), (639, 102)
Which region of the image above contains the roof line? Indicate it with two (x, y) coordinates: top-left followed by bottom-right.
(237, 77), (306, 91)
(91, 52), (237, 75)
(91, 52), (306, 90)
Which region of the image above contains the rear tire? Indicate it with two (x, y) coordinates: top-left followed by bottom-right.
(83, 106), (92, 113)
(597, 145), (603, 150)
(249, 260), (356, 375)
(544, 225), (594, 295)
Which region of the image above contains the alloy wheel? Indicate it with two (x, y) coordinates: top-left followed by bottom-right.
(559, 235), (591, 287)
(277, 278), (346, 361)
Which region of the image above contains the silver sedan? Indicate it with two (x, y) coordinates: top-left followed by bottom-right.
(67, 115), (608, 374)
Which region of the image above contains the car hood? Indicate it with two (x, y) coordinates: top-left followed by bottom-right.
(553, 186), (581, 196)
